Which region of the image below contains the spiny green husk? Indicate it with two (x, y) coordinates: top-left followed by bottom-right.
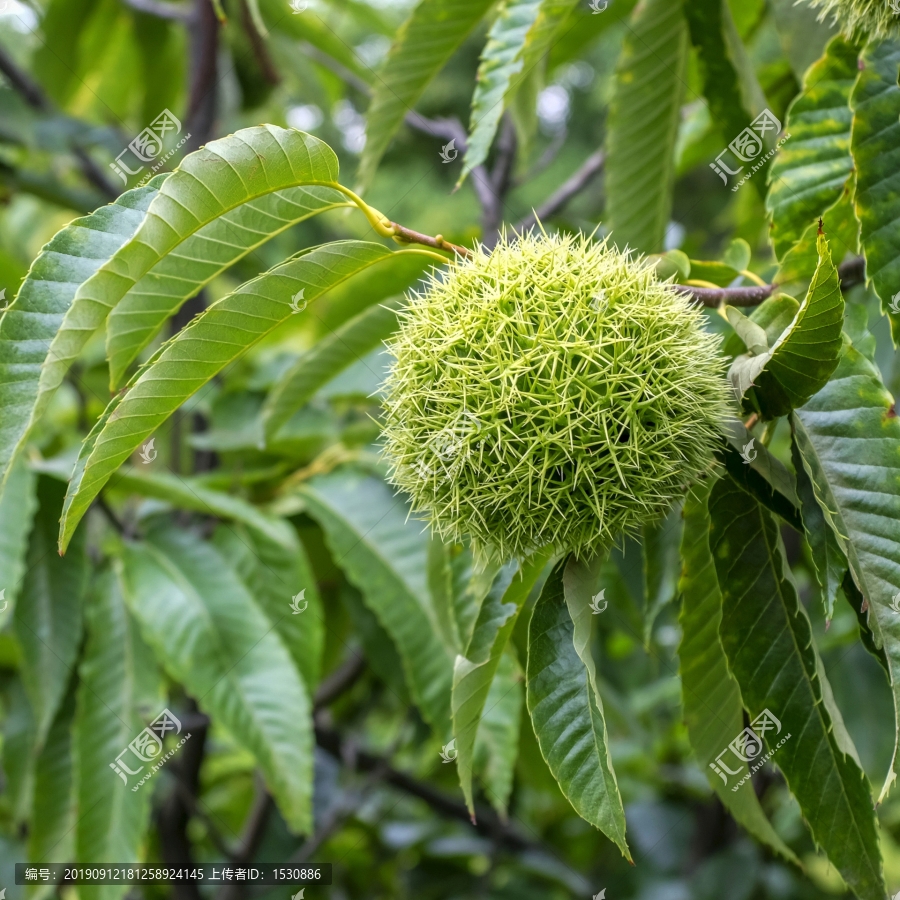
(803, 0), (900, 40)
(381, 232), (730, 562)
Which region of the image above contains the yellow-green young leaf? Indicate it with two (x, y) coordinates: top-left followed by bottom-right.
(0, 177), (164, 487)
(301, 470), (454, 736)
(74, 571), (163, 900)
(526, 557), (630, 859)
(212, 522), (324, 690)
(766, 35), (860, 259)
(792, 343), (900, 801)
(0, 457), (38, 630)
(106, 184), (350, 388)
(729, 232), (843, 419)
(461, 0), (579, 183)
(452, 549), (553, 816)
(42, 127), (342, 415)
(678, 479), (797, 863)
(58, 242), (436, 551)
(357, 0), (496, 191)
(709, 476), (884, 900)
(16, 478), (89, 751)
(850, 38), (900, 343)
(605, 0), (688, 254)
(118, 527), (314, 834)
(263, 297), (403, 441)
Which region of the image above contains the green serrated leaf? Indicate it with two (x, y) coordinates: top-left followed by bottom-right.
(461, 0), (544, 182)
(74, 570), (163, 898)
(2, 678), (35, 825)
(106, 184), (351, 387)
(722, 294), (800, 359)
(119, 527), (314, 834)
(526, 556), (630, 859)
(0, 177), (163, 487)
(850, 38), (900, 343)
(16, 478), (88, 750)
(678, 478), (797, 862)
(767, 35), (859, 259)
(357, 0), (495, 191)
(453, 549), (552, 816)
(605, 0), (688, 253)
(212, 522), (324, 689)
(642, 506), (682, 646)
(709, 475), (884, 899)
(58, 241), (436, 551)
(730, 232), (843, 419)
(301, 470), (454, 735)
(792, 343), (900, 801)
(263, 297), (402, 440)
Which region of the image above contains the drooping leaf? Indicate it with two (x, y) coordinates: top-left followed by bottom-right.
(357, 0), (496, 191)
(59, 242), (437, 550)
(0, 177), (163, 487)
(642, 505), (682, 645)
(721, 294), (800, 359)
(461, 0), (544, 183)
(792, 343), (900, 800)
(729, 232), (843, 419)
(849, 38), (900, 342)
(118, 526), (314, 834)
(74, 570), (163, 893)
(16, 477), (89, 750)
(526, 556), (630, 859)
(0, 457), (38, 629)
(678, 478), (797, 862)
(30, 673), (77, 869)
(709, 476), (884, 899)
(301, 470), (454, 735)
(473, 650), (522, 818)
(452, 549), (552, 816)
(685, 0), (756, 191)
(42, 127), (343, 420)
(106, 184), (351, 387)
(212, 522), (324, 690)
(790, 427), (846, 621)
(428, 537), (465, 655)
(605, 0), (688, 253)
(263, 296), (402, 440)
(766, 35), (859, 259)
(1, 678), (35, 825)
(718, 420), (802, 531)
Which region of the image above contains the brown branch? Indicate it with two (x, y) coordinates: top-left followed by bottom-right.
(675, 282), (775, 307)
(239, 0), (281, 85)
(313, 648), (366, 711)
(184, 0), (220, 153)
(514, 149), (606, 234)
(389, 222), (472, 259)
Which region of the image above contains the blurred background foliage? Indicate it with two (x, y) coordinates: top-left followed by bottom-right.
(1, 0), (899, 898)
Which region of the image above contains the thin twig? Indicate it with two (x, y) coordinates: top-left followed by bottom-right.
(390, 222), (472, 258)
(675, 283), (775, 308)
(313, 648), (367, 711)
(514, 149), (605, 234)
